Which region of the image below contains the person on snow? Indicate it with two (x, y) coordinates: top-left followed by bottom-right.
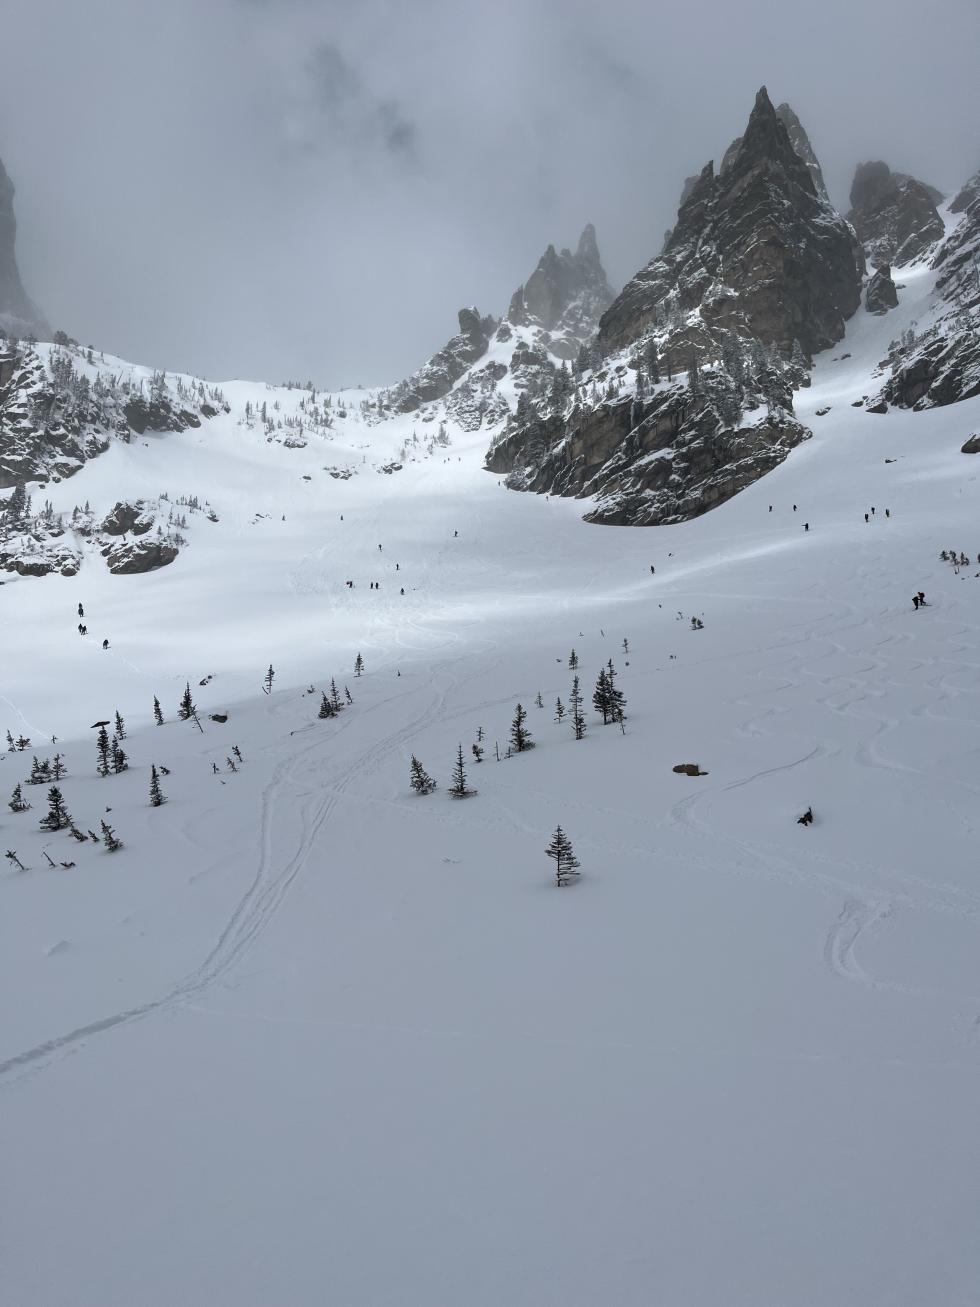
(864, 513), (869, 523)
(77, 602), (84, 617)
(77, 623), (84, 634)
(797, 806), (813, 826)
(804, 522), (809, 532)
(913, 594), (920, 610)
(918, 590), (925, 606)
(650, 564), (655, 574)
(102, 638), (109, 650)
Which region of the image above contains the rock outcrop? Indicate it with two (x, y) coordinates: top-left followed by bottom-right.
(390, 307), (496, 413)
(487, 375), (809, 526)
(951, 167), (980, 214)
(0, 339), (228, 488)
(961, 433), (980, 454)
(865, 264), (898, 315)
(599, 88), (863, 359)
(848, 162), (945, 266)
(0, 155), (49, 340)
(506, 224), (613, 358)
(101, 536), (179, 574)
(880, 195), (980, 409)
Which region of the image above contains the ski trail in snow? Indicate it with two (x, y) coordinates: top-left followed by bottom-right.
(0, 647), (500, 1084)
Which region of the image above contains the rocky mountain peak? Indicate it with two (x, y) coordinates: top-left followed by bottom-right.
(506, 225), (613, 353)
(599, 88), (862, 359)
(0, 155), (49, 341)
(775, 101), (829, 201)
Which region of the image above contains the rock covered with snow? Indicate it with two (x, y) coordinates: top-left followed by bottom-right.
(847, 161), (945, 266)
(389, 307), (496, 413)
(598, 88), (862, 360)
(865, 264), (898, 315)
(0, 155), (49, 341)
(950, 166), (980, 214)
(880, 195), (980, 409)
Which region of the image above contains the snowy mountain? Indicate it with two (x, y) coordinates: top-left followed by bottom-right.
(3, 83), (980, 1307)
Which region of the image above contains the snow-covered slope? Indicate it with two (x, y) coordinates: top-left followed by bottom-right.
(2, 222), (980, 1306)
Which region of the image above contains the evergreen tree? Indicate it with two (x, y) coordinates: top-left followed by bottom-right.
(149, 764), (166, 807)
(592, 668), (612, 724)
(534, 691), (544, 709)
(100, 818), (122, 852)
(51, 753), (66, 780)
(605, 658), (627, 724)
(568, 648), (579, 670)
(5, 730), (14, 750)
(264, 664), (275, 694)
(554, 696), (566, 722)
(153, 695), (164, 725)
(114, 709), (126, 739)
(28, 755), (45, 785)
(318, 692), (334, 719)
(111, 736), (128, 773)
(510, 703), (534, 753)
(345, 686), (353, 704)
(354, 652), (364, 677)
(409, 755), (436, 795)
(471, 742), (484, 763)
(448, 744), (475, 798)
(96, 725), (111, 777)
(178, 682), (196, 721)
(330, 678), (342, 711)
(39, 785), (71, 832)
(8, 783), (30, 812)
(570, 675), (586, 740)
(546, 825), (581, 887)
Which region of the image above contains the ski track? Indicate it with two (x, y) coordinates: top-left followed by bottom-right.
(0, 641), (505, 1087)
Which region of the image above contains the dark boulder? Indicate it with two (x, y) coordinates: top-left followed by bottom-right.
(865, 264), (898, 314)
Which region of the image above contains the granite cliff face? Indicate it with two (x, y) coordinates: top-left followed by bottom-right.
(389, 307), (497, 414)
(599, 88), (862, 360)
(0, 155), (49, 340)
(848, 161), (945, 266)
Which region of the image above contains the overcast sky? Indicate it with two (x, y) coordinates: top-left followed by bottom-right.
(2, 0), (978, 387)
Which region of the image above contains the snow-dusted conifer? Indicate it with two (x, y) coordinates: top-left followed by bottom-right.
(149, 764), (166, 807)
(9, 783), (31, 812)
(546, 825), (581, 887)
(153, 695), (164, 725)
(178, 682), (196, 721)
(96, 725), (111, 777)
(554, 696), (566, 722)
(449, 745), (475, 798)
(318, 692), (334, 719)
(570, 675), (586, 740)
(39, 785), (71, 832)
(354, 653), (364, 677)
(114, 709), (126, 739)
(100, 818), (122, 852)
(510, 703), (534, 753)
(409, 756), (437, 795)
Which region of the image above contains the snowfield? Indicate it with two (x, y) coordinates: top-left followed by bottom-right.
(3, 249), (980, 1305)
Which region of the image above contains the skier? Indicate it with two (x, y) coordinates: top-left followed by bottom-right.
(400, 587), (404, 595)
(885, 509), (890, 518)
(804, 522), (809, 532)
(918, 590), (926, 606)
(378, 544), (382, 552)
(77, 602), (84, 617)
(912, 594), (920, 610)
(864, 513), (869, 523)
(797, 806), (813, 826)
(454, 530), (458, 537)
(793, 504), (797, 512)
(871, 507), (875, 516)
(768, 505), (772, 512)
(102, 638), (109, 650)
(77, 623), (84, 634)
(650, 564), (655, 574)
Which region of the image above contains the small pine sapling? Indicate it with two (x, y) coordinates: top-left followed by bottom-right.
(100, 818), (122, 852)
(69, 824), (88, 842)
(570, 675), (586, 741)
(8, 783), (31, 813)
(153, 695), (164, 725)
(96, 725), (111, 777)
(226, 756), (238, 773)
(111, 736), (128, 773)
(471, 742), (484, 763)
(114, 709), (126, 739)
(39, 786), (72, 832)
(318, 692), (334, 719)
(232, 746), (243, 763)
(534, 691), (544, 709)
(554, 696), (565, 722)
(149, 764), (166, 807)
(51, 753), (66, 780)
(546, 825), (581, 887)
(330, 678), (342, 711)
(592, 668), (611, 724)
(5, 850), (26, 872)
(178, 682), (196, 721)
(5, 730), (14, 750)
(448, 744), (476, 798)
(509, 703), (534, 753)
(354, 652), (364, 677)
(568, 649), (579, 669)
(476, 726), (484, 742)
(409, 755), (437, 795)
(263, 664), (275, 695)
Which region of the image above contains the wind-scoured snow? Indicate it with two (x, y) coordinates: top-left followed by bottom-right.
(2, 247), (980, 1306)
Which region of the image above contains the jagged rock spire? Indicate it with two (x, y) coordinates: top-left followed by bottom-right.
(507, 225), (613, 344)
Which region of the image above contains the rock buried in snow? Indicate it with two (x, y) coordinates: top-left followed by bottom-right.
(961, 434), (980, 454)
(673, 763), (708, 777)
(209, 713), (228, 723)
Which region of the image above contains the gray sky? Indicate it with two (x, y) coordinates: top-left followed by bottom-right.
(2, 0), (978, 387)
